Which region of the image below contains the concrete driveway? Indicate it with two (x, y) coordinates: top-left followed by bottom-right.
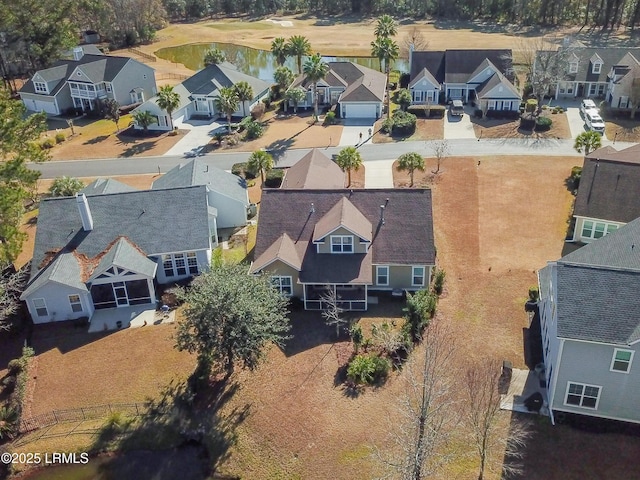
(443, 109), (476, 139)
(565, 107), (588, 139)
(339, 118), (376, 147)
(163, 119), (226, 157)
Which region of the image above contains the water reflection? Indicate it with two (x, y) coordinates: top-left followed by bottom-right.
(155, 42), (409, 81)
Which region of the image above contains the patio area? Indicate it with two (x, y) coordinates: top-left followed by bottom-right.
(88, 304), (176, 333)
(500, 368), (549, 416)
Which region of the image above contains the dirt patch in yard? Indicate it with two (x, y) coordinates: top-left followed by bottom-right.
(603, 115), (640, 142)
(373, 117), (444, 144)
(472, 111), (572, 140)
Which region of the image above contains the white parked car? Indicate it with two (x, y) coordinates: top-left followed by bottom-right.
(580, 99), (599, 116)
(585, 111), (605, 134)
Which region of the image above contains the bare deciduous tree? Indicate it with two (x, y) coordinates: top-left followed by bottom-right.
(464, 359), (530, 480)
(401, 27), (429, 58)
(431, 140), (450, 174)
(321, 285), (348, 338)
(378, 323), (458, 479)
(0, 266), (27, 330)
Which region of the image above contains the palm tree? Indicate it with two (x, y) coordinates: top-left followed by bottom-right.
(48, 176), (85, 196)
(396, 152), (425, 187)
(574, 131), (602, 155)
(156, 85), (181, 130)
(274, 66), (295, 97)
(371, 37), (399, 119)
(284, 87), (307, 113)
(234, 81), (254, 117)
(287, 35), (311, 74)
(0, 405), (18, 440)
(336, 146), (363, 187)
(247, 149), (274, 186)
(204, 48), (225, 66)
(303, 53), (329, 120)
(132, 110), (157, 134)
(271, 37), (289, 66)
(214, 87), (240, 132)
(374, 14), (397, 39)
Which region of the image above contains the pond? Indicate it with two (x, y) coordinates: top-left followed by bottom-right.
(16, 446), (210, 480)
(155, 42), (409, 82)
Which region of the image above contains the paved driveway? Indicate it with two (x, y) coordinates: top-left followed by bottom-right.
(443, 109), (476, 139)
(565, 107), (588, 139)
(364, 159), (395, 188)
(163, 119), (226, 157)
(339, 118), (376, 147)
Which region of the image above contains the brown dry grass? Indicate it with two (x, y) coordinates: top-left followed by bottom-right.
(604, 115), (640, 142)
(472, 111), (572, 140)
(373, 117), (444, 144)
(27, 322), (195, 415)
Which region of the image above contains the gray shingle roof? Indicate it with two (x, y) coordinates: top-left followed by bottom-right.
(81, 178), (137, 195)
(21, 252), (87, 298)
(253, 189), (435, 284)
(282, 149), (345, 189)
(152, 159), (248, 206)
(556, 47), (640, 83)
(574, 144), (640, 223)
(31, 186), (211, 281)
(88, 237), (157, 281)
(555, 263), (640, 344)
(182, 62), (271, 98)
(476, 70), (520, 99)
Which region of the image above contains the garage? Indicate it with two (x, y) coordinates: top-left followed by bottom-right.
(341, 103), (378, 119)
(28, 98), (58, 115)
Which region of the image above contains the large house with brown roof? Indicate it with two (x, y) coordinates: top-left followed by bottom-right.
(286, 62), (386, 119)
(250, 189), (435, 310)
(572, 144), (640, 243)
(408, 49), (520, 113)
(281, 149), (346, 189)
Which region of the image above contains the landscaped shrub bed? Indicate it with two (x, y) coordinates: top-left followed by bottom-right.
(264, 169), (284, 188)
(407, 104), (445, 118)
(383, 110), (417, 135)
(231, 162), (257, 179)
(485, 109), (520, 120)
(534, 116), (553, 131)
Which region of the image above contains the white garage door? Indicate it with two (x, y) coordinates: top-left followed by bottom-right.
(30, 99), (58, 115)
(343, 103), (377, 119)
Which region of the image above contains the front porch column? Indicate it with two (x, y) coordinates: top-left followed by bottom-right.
(147, 278), (156, 305)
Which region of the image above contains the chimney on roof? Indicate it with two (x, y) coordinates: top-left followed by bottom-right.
(73, 46), (84, 61)
(380, 205), (385, 225)
(76, 193), (94, 231)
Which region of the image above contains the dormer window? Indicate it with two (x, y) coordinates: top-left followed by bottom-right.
(331, 235), (353, 253)
(592, 62), (602, 74)
(34, 82), (47, 94)
(569, 61), (578, 74)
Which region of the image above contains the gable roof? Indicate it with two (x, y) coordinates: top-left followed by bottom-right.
(408, 67), (441, 89)
(574, 144), (640, 223)
(81, 178), (137, 195)
(182, 62), (271, 98)
(21, 252), (87, 298)
(88, 237), (157, 281)
(20, 54), (141, 96)
(312, 197), (373, 242)
(542, 217), (640, 344)
(31, 186), (211, 281)
(290, 62), (386, 102)
(151, 159), (248, 205)
(281, 149), (345, 189)
(553, 47), (640, 83)
(252, 189), (435, 282)
(251, 233), (302, 272)
(409, 51), (446, 83)
(476, 70), (521, 99)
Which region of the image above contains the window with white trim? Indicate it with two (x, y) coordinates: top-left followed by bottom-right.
(610, 348), (634, 373)
(581, 220), (618, 240)
(271, 276), (293, 296)
(105, 82), (112, 93)
(331, 235), (353, 253)
(412, 266), (425, 287)
(68, 294), (83, 313)
(592, 62), (602, 74)
(34, 82), (48, 93)
(565, 382), (601, 409)
(163, 252), (199, 277)
(33, 298), (48, 317)
(186, 252), (199, 275)
(569, 62), (578, 73)
(376, 266), (389, 286)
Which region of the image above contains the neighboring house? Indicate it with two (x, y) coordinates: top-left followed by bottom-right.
(607, 51), (640, 109)
(538, 217), (640, 425)
(250, 189), (435, 310)
(134, 62), (271, 130)
(80, 178), (137, 195)
(408, 49), (520, 113)
(287, 62), (386, 119)
(281, 149), (346, 189)
(20, 187), (218, 324)
(152, 159), (250, 229)
(536, 45), (640, 104)
(19, 48), (156, 115)
(571, 144), (640, 243)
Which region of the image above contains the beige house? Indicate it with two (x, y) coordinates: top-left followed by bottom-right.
(250, 189), (435, 311)
(607, 52), (640, 110)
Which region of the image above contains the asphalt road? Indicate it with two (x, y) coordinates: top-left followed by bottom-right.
(29, 137), (631, 179)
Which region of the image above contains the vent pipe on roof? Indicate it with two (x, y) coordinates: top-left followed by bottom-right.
(380, 205), (385, 225)
(310, 203), (315, 214)
(76, 193), (94, 231)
